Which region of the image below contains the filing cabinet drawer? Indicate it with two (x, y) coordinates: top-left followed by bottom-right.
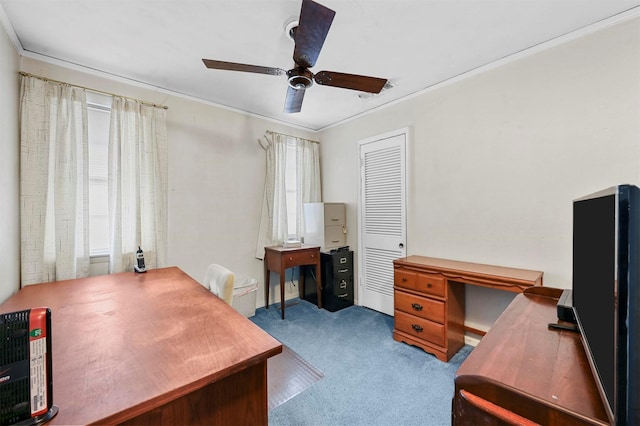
(325, 225), (345, 249)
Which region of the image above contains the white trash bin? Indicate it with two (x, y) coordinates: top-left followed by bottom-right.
(231, 277), (258, 318)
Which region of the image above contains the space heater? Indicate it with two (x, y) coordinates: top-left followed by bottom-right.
(0, 308), (58, 425)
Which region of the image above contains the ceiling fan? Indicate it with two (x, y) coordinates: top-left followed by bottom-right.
(202, 0), (388, 113)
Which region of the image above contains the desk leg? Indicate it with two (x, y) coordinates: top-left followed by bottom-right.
(279, 267), (286, 319)
(264, 250), (269, 310)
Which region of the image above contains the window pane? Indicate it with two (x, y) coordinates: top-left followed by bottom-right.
(286, 141), (297, 238)
(87, 92), (111, 255)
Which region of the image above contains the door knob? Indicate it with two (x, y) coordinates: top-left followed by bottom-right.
(399, 243), (404, 249)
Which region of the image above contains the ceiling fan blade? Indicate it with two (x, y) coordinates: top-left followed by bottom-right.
(202, 59), (285, 76)
(314, 71), (387, 93)
(293, 0), (335, 69)
(284, 86), (306, 113)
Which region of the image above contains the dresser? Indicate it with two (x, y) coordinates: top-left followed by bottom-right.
(393, 256), (543, 362)
(393, 261), (465, 362)
(303, 202), (346, 250)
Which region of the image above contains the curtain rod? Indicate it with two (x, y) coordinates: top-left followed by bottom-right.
(265, 130), (319, 144)
(18, 71), (169, 110)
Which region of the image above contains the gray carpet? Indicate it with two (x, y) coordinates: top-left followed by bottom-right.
(251, 298), (473, 426)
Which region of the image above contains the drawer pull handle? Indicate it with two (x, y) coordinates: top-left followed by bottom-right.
(411, 303), (423, 311)
(426, 283), (432, 288)
(340, 258), (347, 264)
(331, 240), (340, 243)
(411, 324), (423, 333)
(289, 257), (293, 261)
(402, 278), (407, 282)
(338, 268), (348, 273)
(331, 218), (339, 221)
(338, 294), (348, 298)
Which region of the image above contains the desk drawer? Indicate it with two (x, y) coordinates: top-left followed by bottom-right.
(282, 250), (319, 269)
(395, 291), (445, 324)
(394, 310), (445, 347)
(395, 269), (446, 298)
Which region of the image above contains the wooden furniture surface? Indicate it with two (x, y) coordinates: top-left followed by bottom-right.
(0, 267), (282, 425)
(264, 245), (322, 319)
(453, 287), (609, 425)
(393, 256), (543, 362)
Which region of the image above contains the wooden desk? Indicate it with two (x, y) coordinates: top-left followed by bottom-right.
(264, 245), (322, 319)
(393, 256), (543, 361)
(453, 287), (609, 425)
(0, 267), (282, 425)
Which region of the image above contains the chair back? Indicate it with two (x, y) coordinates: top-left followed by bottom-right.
(204, 264), (235, 305)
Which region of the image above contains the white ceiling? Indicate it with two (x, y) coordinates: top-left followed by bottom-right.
(1, 1), (639, 131)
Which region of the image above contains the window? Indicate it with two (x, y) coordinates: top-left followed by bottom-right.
(285, 140), (298, 238)
(87, 92), (112, 256)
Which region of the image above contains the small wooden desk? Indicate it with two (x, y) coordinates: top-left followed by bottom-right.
(453, 287), (609, 425)
(264, 245), (322, 319)
(393, 256), (544, 361)
(0, 267), (282, 425)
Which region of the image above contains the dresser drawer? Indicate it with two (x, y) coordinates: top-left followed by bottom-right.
(282, 250), (319, 269)
(395, 291), (445, 324)
(417, 273), (446, 298)
(394, 310), (445, 347)
(394, 269), (418, 291)
(395, 269), (446, 298)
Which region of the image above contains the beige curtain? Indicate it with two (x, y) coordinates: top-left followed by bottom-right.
(255, 132), (321, 259)
(108, 97), (168, 273)
(19, 75), (90, 285)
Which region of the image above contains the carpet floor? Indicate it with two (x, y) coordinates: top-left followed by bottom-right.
(252, 298), (473, 426)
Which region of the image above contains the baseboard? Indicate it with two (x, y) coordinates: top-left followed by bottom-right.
(464, 334), (481, 347)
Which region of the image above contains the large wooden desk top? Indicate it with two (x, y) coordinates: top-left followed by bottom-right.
(393, 256), (543, 293)
(453, 287), (608, 425)
(0, 267), (282, 425)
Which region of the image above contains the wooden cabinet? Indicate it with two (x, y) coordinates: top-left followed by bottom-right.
(393, 264), (465, 362)
(392, 256), (543, 362)
(453, 287), (609, 425)
(303, 202), (346, 250)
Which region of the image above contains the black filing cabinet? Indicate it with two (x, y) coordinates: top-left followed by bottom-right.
(304, 250), (354, 312)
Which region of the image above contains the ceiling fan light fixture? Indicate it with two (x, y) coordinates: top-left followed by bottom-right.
(287, 67), (313, 89)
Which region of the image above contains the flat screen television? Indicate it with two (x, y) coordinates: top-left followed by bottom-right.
(572, 184), (639, 425)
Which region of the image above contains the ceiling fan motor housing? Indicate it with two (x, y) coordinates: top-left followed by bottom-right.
(287, 67), (313, 89)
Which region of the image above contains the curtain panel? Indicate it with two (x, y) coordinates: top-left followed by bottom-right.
(20, 76), (90, 285)
(255, 132), (321, 259)
(108, 97), (168, 273)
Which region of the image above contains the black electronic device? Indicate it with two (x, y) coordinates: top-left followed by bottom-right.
(572, 184), (639, 425)
(0, 308), (58, 425)
(134, 246), (146, 273)
(556, 289), (576, 323)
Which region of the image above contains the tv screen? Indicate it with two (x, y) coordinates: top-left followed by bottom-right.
(572, 184), (639, 426)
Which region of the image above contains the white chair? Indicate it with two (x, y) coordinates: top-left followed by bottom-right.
(204, 264), (235, 306)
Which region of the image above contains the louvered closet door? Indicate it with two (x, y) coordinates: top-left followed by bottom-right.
(358, 131), (407, 316)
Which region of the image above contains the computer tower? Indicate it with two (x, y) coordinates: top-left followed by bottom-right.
(304, 250), (354, 312)
(0, 308), (58, 425)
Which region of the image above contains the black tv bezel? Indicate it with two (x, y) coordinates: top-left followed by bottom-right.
(572, 184), (639, 426)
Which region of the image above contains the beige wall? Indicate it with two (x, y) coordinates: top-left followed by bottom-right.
(16, 57), (315, 307)
(3, 15), (639, 329)
(319, 17), (640, 332)
(0, 20), (20, 303)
